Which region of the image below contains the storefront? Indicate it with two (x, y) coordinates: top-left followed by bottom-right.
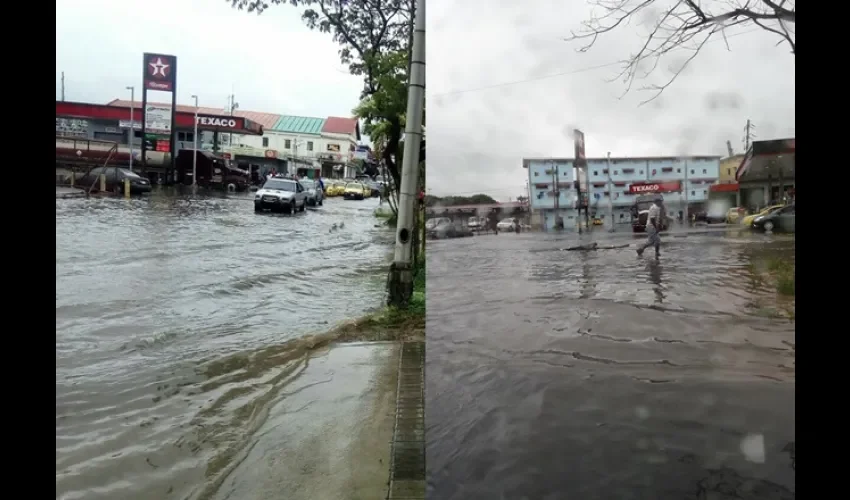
(736, 138), (795, 211)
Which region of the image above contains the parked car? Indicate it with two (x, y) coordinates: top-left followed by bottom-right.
(326, 182), (345, 197)
(344, 182), (366, 200)
(467, 216), (486, 231)
(751, 203), (795, 233)
(726, 207), (748, 224)
(741, 205), (784, 227)
(254, 177), (307, 213)
(77, 166), (152, 194)
(300, 179), (324, 206)
(497, 217), (518, 232)
(427, 218), (472, 239)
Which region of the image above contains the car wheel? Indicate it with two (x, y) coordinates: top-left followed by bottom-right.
(318, 199), (323, 206)
(763, 221), (774, 232)
(285, 200), (295, 214)
(300, 199), (306, 212)
(254, 204), (262, 213)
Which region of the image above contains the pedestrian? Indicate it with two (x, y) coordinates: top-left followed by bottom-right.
(637, 194), (665, 258)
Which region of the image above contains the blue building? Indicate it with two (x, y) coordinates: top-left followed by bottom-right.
(524, 156), (721, 230)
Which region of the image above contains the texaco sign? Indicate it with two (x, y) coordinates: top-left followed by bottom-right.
(143, 53), (177, 92)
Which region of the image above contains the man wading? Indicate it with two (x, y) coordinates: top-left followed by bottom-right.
(637, 195), (665, 259)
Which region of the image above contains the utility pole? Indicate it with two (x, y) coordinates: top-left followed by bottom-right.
(726, 140), (734, 157)
(387, 0), (425, 307)
(126, 86), (135, 172)
(683, 158), (690, 224)
(192, 95), (199, 188)
(552, 160), (560, 227)
(606, 152), (614, 231)
(61, 72), (65, 101)
(743, 119), (756, 151)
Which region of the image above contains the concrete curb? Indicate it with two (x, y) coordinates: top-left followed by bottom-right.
(386, 341), (425, 499)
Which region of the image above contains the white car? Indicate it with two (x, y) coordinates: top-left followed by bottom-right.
(300, 178), (324, 206)
(496, 217), (518, 232)
(254, 177), (307, 213)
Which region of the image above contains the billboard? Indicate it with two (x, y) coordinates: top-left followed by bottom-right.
(573, 129), (586, 167)
(143, 53), (177, 91)
(141, 52), (177, 174)
(144, 104), (172, 134)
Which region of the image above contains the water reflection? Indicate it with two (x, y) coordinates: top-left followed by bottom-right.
(427, 232), (794, 499)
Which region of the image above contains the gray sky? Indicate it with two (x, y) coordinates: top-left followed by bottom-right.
(56, 0), (363, 119)
(427, 0), (795, 199)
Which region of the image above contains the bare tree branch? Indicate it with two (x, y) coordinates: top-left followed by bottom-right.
(565, 0), (795, 104)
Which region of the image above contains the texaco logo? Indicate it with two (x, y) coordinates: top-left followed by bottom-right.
(148, 57), (170, 79)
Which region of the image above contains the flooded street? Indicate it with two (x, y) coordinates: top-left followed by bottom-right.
(426, 231), (795, 500)
(56, 191), (394, 500)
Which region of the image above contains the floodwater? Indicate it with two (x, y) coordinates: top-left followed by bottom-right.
(426, 230), (795, 500)
(56, 190), (392, 500)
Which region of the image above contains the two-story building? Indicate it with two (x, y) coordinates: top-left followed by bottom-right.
(525, 155), (721, 229)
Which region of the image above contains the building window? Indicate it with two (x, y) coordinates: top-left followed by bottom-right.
(177, 131), (194, 143)
(622, 168), (634, 174)
(262, 137), (269, 148)
(285, 139), (291, 149)
(691, 191), (696, 196)
(703, 190), (708, 195)
(593, 170), (598, 176)
(639, 170), (643, 175)
(307, 141), (314, 151)
(534, 171), (539, 176)
(702, 169), (707, 174)
(603, 169), (609, 174)
(662, 167), (673, 172)
(676, 168), (681, 173)
(690, 169), (694, 174)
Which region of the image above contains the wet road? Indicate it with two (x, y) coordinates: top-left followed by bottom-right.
(426, 231), (795, 500)
(56, 191), (392, 500)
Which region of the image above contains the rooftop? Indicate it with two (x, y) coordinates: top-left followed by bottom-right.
(272, 115), (326, 135)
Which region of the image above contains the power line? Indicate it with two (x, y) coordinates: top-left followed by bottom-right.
(432, 29), (762, 98)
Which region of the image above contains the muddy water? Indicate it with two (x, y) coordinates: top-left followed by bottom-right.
(56, 191), (391, 500)
(426, 231), (795, 500)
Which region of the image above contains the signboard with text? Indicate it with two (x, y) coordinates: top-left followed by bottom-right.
(628, 181), (682, 194)
(141, 52), (177, 175)
(143, 53), (177, 91)
(573, 129), (586, 167)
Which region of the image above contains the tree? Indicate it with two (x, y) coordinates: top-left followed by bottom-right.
(229, 0), (415, 195)
(565, 0), (795, 104)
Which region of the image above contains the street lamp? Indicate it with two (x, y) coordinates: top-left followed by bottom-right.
(126, 86), (135, 172)
(191, 94), (199, 187)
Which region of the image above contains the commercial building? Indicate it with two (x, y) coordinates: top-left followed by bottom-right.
(524, 155), (721, 230)
(56, 99), (363, 180)
(734, 138), (795, 209)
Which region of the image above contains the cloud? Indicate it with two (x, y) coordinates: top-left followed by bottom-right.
(56, 0), (363, 119)
(426, 0), (795, 199)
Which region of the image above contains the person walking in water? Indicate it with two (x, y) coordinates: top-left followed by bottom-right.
(637, 195), (665, 258)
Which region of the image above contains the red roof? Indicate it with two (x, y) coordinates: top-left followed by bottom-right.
(322, 116), (360, 138)
(106, 99), (281, 129)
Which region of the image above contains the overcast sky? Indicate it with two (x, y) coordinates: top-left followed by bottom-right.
(56, 0), (362, 119)
(427, 0), (796, 199)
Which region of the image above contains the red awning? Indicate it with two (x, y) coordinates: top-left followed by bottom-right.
(709, 183), (739, 193)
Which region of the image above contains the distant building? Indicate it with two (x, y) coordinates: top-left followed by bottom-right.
(524, 155), (721, 230)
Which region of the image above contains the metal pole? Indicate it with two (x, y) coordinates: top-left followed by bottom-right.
(192, 95), (199, 187)
(683, 158), (690, 224)
(126, 86), (135, 172)
(61, 72), (65, 101)
(607, 152), (614, 231)
(388, 0), (425, 307)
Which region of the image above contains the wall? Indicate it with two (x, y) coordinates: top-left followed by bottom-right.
(233, 131), (357, 163)
(719, 155), (744, 184)
(527, 159), (576, 211)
